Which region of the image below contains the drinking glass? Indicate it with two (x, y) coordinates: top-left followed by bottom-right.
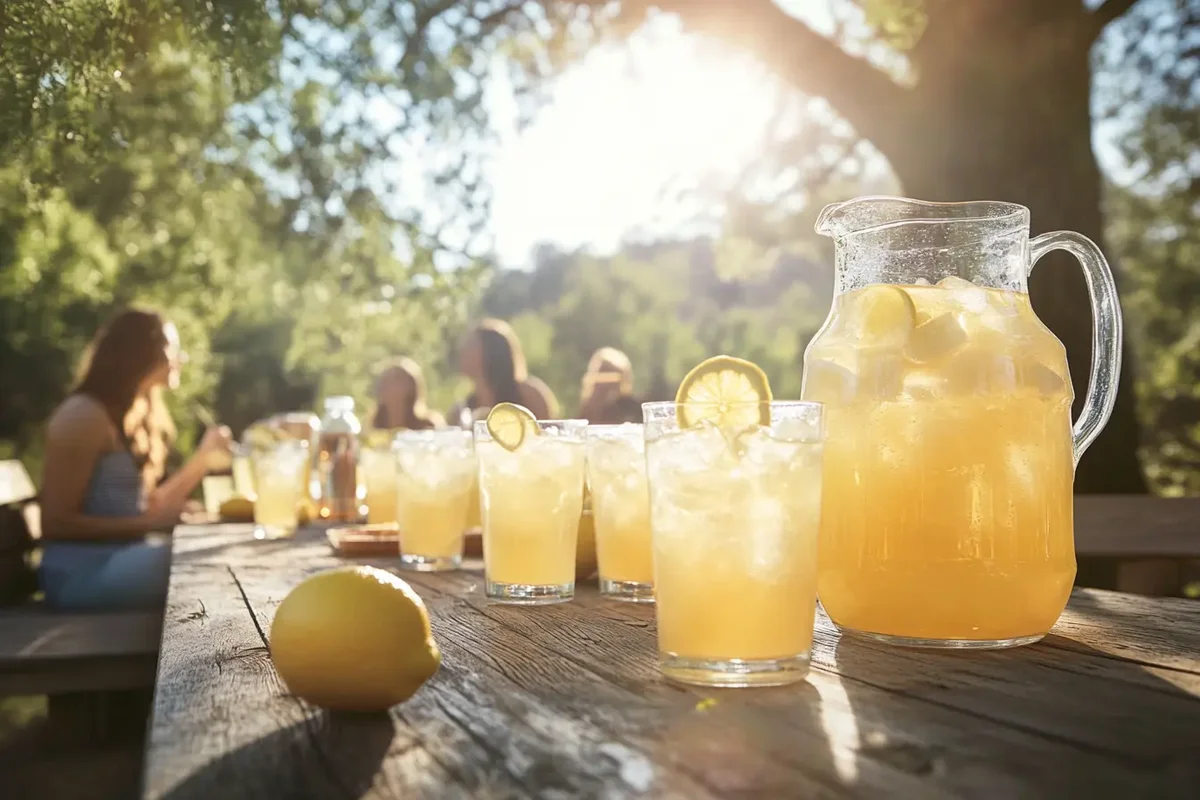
(253, 439), (310, 539)
(474, 419), (588, 604)
(360, 438), (400, 525)
(643, 401), (823, 687)
(231, 443), (256, 500)
(394, 429), (477, 571)
(586, 423), (653, 602)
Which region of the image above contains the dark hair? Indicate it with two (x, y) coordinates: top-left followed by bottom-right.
(371, 357), (443, 431)
(73, 309), (176, 487)
(469, 319), (526, 408)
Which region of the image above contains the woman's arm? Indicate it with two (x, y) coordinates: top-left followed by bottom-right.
(39, 398), (178, 541)
(147, 426), (232, 511)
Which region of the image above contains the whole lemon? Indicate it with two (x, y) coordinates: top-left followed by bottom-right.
(269, 567), (440, 711)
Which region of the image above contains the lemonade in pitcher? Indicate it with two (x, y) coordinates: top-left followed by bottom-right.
(803, 197), (1123, 648)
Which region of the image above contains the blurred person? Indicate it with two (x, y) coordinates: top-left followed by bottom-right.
(448, 319), (560, 425)
(38, 309), (232, 610)
(578, 347), (642, 425)
(371, 356), (444, 431)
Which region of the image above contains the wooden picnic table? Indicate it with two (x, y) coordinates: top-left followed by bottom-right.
(144, 523), (1200, 800)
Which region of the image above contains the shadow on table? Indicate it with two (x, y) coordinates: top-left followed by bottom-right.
(828, 631), (1200, 797)
(161, 709), (394, 800)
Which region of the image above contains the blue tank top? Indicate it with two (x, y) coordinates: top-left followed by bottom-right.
(40, 451), (146, 582)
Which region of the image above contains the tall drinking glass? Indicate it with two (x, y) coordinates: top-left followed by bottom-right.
(253, 439), (310, 540)
(474, 419), (587, 604)
(361, 438), (400, 525)
(586, 424), (653, 602)
(231, 442), (257, 501)
(394, 429), (477, 571)
(643, 401), (824, 687)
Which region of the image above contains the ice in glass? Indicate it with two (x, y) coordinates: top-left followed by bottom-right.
(474, 414), (587, 604)
(252, 439), (310, 539)
(586, 424), (654, 602)
(360, 439), (400, 525)
(644, 400), (823, 687)
(394, 429), (477, 571)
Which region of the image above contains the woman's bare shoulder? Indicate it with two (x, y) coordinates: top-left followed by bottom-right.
(47, 395), (113, 444)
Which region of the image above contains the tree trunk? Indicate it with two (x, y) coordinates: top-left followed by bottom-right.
(886, 7), (1147, 494)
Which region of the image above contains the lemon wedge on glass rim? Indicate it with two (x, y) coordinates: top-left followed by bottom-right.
(675, 355), (772, 429)
(485, 402), (538, 451)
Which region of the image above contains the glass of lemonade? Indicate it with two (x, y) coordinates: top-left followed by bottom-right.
(231, 443), (256, 500)
(252, 439), (310, 539)
(394, 429), (477, 571)
(586, 424), (654, 602)
(643, 400), (824, 687)
(360, 437), (400, 526)
(474, 414), (587, 604)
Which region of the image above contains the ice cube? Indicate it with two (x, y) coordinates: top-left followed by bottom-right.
(856, 350), (906, 401)
(803, 359), (855, 405)
(937, 275), (989, 314)
(905, 312), (968, 363)
(944, 351), (1017, 396)
(1015, 358), (1070, 398)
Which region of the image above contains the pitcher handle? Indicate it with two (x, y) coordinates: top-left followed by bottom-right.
(1028, 231), (1123, 467)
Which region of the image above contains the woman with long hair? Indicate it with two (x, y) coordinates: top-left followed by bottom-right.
(448, 319), (559, 425)
(578, 347), (641, 424)
(38, 309), (232, 610)
(371, 357), (444, 431)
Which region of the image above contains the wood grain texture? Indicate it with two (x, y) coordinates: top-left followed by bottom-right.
(0, 608), (161, 694)
(1074, 495), (1200, 557)
(145, 524), (1200, 799)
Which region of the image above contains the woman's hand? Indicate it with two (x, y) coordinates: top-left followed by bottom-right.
(198, 425), (234, 473)
(142, 495), (186, 532)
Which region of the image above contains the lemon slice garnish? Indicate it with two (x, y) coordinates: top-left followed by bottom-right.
(485, 403), (537, 452)
(853, 285), (916, 346)
(675, 355), (772, 429)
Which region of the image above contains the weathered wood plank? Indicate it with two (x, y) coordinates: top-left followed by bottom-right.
(232, 563), (720, 800)
(0, 609), (161, 661)
(1074, 495), (1200, 557)
(144, 564), (469, 800)
(410, 568), (1199, 798)
(149, 525), (1200, 799)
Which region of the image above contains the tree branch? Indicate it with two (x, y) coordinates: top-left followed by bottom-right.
(631, 0), (910, 162)
(1090, 0), (1142, 41)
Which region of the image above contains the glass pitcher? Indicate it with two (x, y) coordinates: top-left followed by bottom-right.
(802, 196), (1122, 649)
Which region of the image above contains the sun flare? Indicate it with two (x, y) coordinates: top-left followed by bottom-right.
(490, 25), (782, 265)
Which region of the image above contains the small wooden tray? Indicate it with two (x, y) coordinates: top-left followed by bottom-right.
(326, 524), (399, 558)
(326, 526), (484, 559)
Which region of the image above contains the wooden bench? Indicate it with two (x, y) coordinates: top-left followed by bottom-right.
(1075, 495), (1200, 596)
(0, 607), (161, 697)
(0, 459), (164, 741)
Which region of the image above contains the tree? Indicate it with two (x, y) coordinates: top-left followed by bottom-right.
(1104, 3), (1200, 494)
(475, 0), (1179, 493)
(0, 1), (496, 467)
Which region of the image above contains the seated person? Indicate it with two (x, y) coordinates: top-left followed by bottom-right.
(39, 309), (231, 611)
(579, 347), (641, 424)
(448, 319), (560, 425)
(371, 357), (445, 431)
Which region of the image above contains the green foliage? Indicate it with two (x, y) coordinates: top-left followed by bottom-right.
(0, 1), (494, 473)
(478, 242), (828, 414)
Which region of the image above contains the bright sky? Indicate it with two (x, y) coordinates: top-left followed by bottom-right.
(483, 5), (1128, 269)
(486, 21), (796, 268)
